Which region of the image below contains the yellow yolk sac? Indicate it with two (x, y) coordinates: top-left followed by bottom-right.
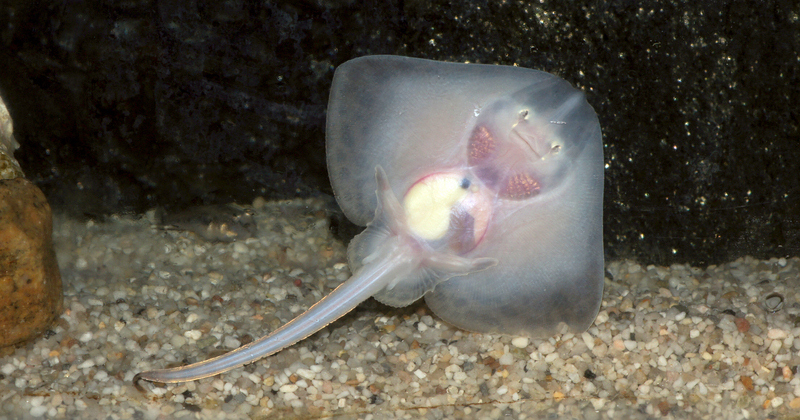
(403, 172), (491, 252)
(404, 173), (466, 240)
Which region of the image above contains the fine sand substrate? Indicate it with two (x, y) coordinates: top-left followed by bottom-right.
(1, 196), (798, 419)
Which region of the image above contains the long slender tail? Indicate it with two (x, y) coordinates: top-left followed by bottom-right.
(134, 243), (414, 383)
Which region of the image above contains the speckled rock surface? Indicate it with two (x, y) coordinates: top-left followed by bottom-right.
(1, 197), (798, 419)
(0, 177), (62, 354)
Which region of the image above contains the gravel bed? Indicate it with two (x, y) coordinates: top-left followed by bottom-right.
(0, 196), (798, 419)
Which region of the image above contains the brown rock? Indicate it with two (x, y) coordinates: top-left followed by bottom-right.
(657, 400), (671, 415)
(0, 177), (62, 354)
(734, 317), (750, 333)
(740, 375), (754, 391)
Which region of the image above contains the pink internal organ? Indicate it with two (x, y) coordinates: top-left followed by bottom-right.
(501, 173), (540, 200)
(448, 193), (491, 253)
(468, 126), (495, 162)
(467, 124), (542, 200)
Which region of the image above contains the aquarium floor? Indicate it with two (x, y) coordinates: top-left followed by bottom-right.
(1, 196), (798, 420)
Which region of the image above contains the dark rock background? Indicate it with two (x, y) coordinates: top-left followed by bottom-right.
(0, 0), (797, 266)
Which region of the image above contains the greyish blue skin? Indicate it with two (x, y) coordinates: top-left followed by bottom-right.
(135, 56), (604, 384)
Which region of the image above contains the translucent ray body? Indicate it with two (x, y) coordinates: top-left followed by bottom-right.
(136, 55), (603, 383)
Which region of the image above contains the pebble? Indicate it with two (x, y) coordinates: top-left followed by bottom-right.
(735, 318), (750, 333)
(296, 368), (316, 380)
(511, 337), (529, 348)
(538, 341), (556, 355)
(280, 384), (298, 393)
(29, 406), (48, 417)
(498, 352), (514, 365)
(768, 329), (788, 339)
(76, 360), (95, 369)
(581, 332), (595, 350)
(184, 330), (202, 340)
(1, 364), (15, 375)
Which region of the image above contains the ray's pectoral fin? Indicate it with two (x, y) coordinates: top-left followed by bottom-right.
(371, 253), (497, 308)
